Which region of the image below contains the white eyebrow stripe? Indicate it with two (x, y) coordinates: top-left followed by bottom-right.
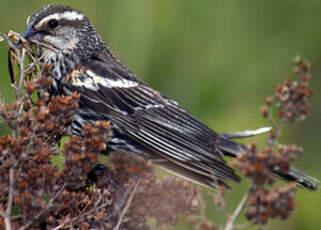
(35, 11), (84, 28)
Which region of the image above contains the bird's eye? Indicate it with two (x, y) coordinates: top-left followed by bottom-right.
(48, 19), (59, 29)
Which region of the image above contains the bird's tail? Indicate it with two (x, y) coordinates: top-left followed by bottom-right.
(273, 167), (319, 191)
(216, 133), (319, 192)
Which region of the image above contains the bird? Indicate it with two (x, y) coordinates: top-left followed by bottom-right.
(20, 4), (318, 190)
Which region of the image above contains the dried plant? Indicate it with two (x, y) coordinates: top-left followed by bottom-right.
(221, 57), (316, 230)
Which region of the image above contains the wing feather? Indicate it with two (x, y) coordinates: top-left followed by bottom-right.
(69, 57), (240, 184)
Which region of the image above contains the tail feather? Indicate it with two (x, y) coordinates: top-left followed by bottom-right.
(274, 167), (319, 191)
(216, 135), (319, 191)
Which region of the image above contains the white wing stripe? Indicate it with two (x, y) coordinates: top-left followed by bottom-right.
(70, 69), (138, 90)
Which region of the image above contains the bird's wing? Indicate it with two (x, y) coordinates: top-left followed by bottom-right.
(68, 55), (240, 185)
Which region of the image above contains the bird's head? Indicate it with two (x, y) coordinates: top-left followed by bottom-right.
(22, 5), (105, 60)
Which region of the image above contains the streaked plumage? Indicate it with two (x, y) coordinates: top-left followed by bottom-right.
(21, 5), (318, 190)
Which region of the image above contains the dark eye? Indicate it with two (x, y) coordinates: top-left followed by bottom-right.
(48, 19), (59, 29)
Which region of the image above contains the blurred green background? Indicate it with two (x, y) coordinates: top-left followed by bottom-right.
(0, 0), (320, 229)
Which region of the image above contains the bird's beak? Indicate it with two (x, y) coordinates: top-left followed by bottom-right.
(22, 25), (37, 40)
(17, 25), (37, 46)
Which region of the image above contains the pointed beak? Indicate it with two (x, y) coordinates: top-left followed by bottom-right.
(17, 25), (37, 46)
(22, 25), (38, 40)
(22, 25), (37, 40)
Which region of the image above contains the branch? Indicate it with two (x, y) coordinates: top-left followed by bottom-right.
(223, 183), (253, 230)
(4, 168), (14, 230)
(19, 183), (67, 230)
(114, 178), (141, 230)
(59, 189), (112, 228)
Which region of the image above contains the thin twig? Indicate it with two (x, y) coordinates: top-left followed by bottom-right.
(19, 183), (67, 230)
(0, 32), (20, 53)
(268, 118), (285, 148)
(50, 218), (70, 230)
(63, 189), (112, 226)
(29, 39), (59, 53)
(114, 178), (141, 230)
(16, 48), (29, 116)
(223, 183), (253, 230)
(4, 168), (14, 230)
(18, 48), (26, 94)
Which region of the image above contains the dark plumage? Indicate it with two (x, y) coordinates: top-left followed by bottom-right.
(21, 4), (318, 190)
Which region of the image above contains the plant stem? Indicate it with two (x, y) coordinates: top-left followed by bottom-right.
(223, 184), (252, 230)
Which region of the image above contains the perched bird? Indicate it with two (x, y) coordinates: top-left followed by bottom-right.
(21, 4), (317, 190)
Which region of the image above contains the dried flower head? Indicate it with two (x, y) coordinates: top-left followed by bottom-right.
(246, 183), (296, 224)
(109, 153), (203, 229)
(261, 57), (312, 123)
(232, 142), (297, 186)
